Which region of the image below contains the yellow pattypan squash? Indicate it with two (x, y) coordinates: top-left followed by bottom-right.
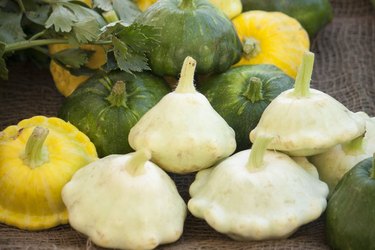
(0, 116), (98, 230)
(49, 44), (106, 97)
(136, 0), (242, 19)
(232, 10), (310, 78)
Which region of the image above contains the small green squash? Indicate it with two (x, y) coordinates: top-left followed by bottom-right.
(326, 155), (375, 250)
(198, 64), (294, 151)
(136, 0), (243, 77)
(241, 0), (333, 37)
(58, 71), (170, 157)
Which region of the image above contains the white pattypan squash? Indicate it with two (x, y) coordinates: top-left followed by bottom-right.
(309, 112), (375, 195)
(250, 52), (366, 156)
(128, 56), (236, 174)
(188, 137), (328, 240)
(62, 149), (186, 250)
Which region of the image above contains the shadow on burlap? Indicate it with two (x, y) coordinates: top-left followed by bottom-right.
(0, 0), (374, 249)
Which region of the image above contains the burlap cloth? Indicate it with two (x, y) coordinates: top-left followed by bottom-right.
(0, 0), (374, 249)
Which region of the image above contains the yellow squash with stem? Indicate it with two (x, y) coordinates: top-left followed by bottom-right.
(0, 116), (97, 230)
(232, 10), (310, 78)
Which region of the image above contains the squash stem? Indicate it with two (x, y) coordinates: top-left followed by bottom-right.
(175, 56), (197, 94)
(23, 126), (49, 169)
(293, 51), (314, 97)
(242, 37), (260, 59)
(125, 149), (152, 176)
(106, 81), (128, 107)
(342, 134), (365, 156)
(244, 77), (263, 103)
(247, 136), (273, 171)
(179, 0), (195, 9)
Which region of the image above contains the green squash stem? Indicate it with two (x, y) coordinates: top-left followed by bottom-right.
(371, 153), (375, 179)
(242, 37), (261, 59)
(179, 0), (195, 9)
(293, 51), (314, 97)
(23, 126), (49, 169)
(247, 136), (273, 171)
(243, 77), (264, 103)
(125, 149), (152, 176)
(342, 134), (365, 156)
(175, 56), (197, 94)
(106, 81), (128, 107)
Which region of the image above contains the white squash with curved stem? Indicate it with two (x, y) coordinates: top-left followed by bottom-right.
(128, 56), (236, 174)
(250, 52), (366, 156)
(62, 149), (187, 250)
(188, 137), (328, 241)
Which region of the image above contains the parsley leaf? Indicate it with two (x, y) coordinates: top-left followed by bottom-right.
(72, 18), (100, 42)
(0, 41), (8, 80)
(101, 21), (159, 74)
(25, 4), (51, 25)
(0, 10), (26, 43)
(45, 1), (105, 42)
(112, 0), (141, 24)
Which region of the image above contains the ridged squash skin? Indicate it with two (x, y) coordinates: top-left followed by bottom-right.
(199, 64), (294, 151)
(136, 0), (243, 77)
(58, 71), (170, 157)
(0, 116), (97, 230)
(232, 10), (309, 78)
(241, 0), (333, 37)
(326, 157), (375, 250)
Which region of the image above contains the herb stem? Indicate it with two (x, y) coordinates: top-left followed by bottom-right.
(29, 31), (47, 41)
(16, 0), (25, 12)
(4, 39), (112, 54)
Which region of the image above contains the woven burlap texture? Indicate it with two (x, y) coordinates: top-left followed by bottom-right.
(0, 0), (374, 249)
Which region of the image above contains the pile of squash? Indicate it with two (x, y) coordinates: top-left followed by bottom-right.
(4, 0), (375, 250)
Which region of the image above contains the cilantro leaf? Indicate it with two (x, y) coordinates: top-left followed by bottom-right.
(51, 48), (93, 69)
(72, 18), (100, 43)
(0, 10), (26, 43)
(45, 5), (77, 32)
(45, 1), (105, 42)
(117, 23), (159, 52)
(0, 42), (8, 80)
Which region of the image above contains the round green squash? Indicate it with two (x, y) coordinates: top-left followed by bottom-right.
(198, 64), (294, 151)
(326, 156), (375, 250)
(58, 71), (170, 157)
(241, 0), (333, 37)
(136, 0), (243, 77)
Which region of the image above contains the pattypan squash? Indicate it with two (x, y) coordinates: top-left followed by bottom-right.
(0, 116), (97, 230)
(188, 137), (328, 240)
(62, 149), (186, 250)
(232, 10), (310, 78)
(326, 156), (375, 250)
(136, 0), (242, 77)
(135, 0), (242, 19)
(309, 112), (375, 195)
(250, 52), (366, 156)
(198, 64), (293, 152)
(49, 44), (107, 97)
(58, 70), (170, 158)
(128, 57), (236, 174)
